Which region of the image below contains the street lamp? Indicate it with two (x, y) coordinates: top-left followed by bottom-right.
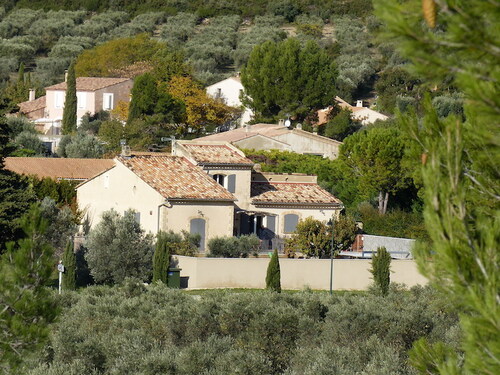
(327, 217), (335, 295)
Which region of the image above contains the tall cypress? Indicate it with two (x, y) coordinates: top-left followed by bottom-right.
(370, 247), (391, 296)
(62, 240), (76, 291)
(266, 248), (281, 292)
(153, 232), (170, 283)
(62, 62), (77, 135)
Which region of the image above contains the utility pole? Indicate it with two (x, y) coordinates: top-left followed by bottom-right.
(57, 260), (65, 294)
(328, 217), (335, 295)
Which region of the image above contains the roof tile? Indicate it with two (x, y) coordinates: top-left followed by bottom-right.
(181, 143), (254, 165)
(251, 182), (342, 205)
(46, 77), (131, 92)
(18, 96), (46, 114)
(119, 155), (235, 201)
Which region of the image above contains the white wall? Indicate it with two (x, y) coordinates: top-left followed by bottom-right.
(174, 256), (428, 290)
(77, 162), (165, 233)
(206, 77), (253, 126)
(273, 130), (341, 159)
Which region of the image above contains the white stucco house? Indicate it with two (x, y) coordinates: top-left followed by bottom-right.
(206, 76), (254, 127)
(77, 142), (343, 252)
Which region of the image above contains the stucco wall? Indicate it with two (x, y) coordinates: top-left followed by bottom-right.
(162, 201), (234, 250)
(77, 162), (165, 233)
(362, 234), (416, 253)
(204, 167), (252, 209)
(273, 131), (340, 159)
(174, 256), (428, 290)
(94, 80), (133, 113)
(206, 78), (253, 126)
(234, 135), (291, 152)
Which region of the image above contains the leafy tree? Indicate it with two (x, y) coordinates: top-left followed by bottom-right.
(241, 38), (337, 120)
(370, 246), (391, 296)
(12, 131), (48, 156)
(64, 133), (104, 158)
(266, 248), (281, 292)
(207, 235), (260, 258)
(0, 204), (58, 371)
(334, 214), (357, 251)
(376, 0), (499, 372)
(324, 108), (361, 141)
(267, 0), (301, 22)
(152, 231), (170, 283)
(167, 75), (238, 134)
(340, 127), (411, 214)
(62, 240), (76, 291)
(153, 230), (200, 257)
(285, 217), (330, 258)
(61, 61), (76, 135)
(85, 209), (154, 284)
(375, 66), (420, 113)
(98, 119), (125, 152)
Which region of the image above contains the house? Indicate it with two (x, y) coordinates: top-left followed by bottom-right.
(318, 96), (389, 126)
(196, 123), (342, 159)
(77, 142), (343, 252)
(17, 77), (133, 135)
(4, 157), (114, 181)
(206, 75), (253, 127)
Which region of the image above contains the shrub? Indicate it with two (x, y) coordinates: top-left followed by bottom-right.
(207, 234), (260, 257)
(64, 133), (104, 158)
(370, 247), (391, 296)
(62, 241), (76, 291)
(13, 131), (48, 156)
(285, 217), (330, 258)
(85, 209), (154, 284)
(152, 231), (171, 283)
(265, 248), (281, 292)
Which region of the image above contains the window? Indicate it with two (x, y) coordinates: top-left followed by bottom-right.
(77, 92), (86, 109)
(103, 93), (114, 110)
(54, 91), (64, 109)
(213, 174), (225, 186)
(213, 174), (236, 193)
(284, 214), (299, 233)
(190, 218), (206, 251)
(134, 212), (141, 224)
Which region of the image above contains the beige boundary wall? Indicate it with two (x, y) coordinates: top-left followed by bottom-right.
(173, 256), (428, 290)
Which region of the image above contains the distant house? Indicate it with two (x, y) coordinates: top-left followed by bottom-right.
(18, 77), (133, 135)
(77, 142), (343, 252)
(206, 75), (253, 127)
(196, 123), (342, 159)
(318, 96), (389, 126)
(4, 157), (114, 181)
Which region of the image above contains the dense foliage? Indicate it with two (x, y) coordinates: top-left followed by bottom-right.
(152, 231), (171, 283)
(61, 61), (76, 134)
(266, 249), (281, 292)
(23, 283), (459, 374)
(62, 240), (76, 291)
(370, 246), (391, 296)
(207, 234), (260, 258)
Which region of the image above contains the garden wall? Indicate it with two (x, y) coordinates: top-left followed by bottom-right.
(173, 256), (428, 290)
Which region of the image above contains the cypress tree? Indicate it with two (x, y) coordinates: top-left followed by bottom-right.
(153, 232), (170, 283)
(266, 248), (281, 293)
(370, 247), (391, 296)
(62, 62), (77, 135)
(62, 240), (76, 291)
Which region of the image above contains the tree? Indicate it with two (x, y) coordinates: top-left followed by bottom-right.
(285, 217), (330, 258)
(0, 204), (58, 371)
(62, 240), (76, 291)
(61, 61), (76, 135)
(266, 248), (281, 292)
(324, 108), (361, 141)
(241, 38), (337, 120)
(64, 133), (104, 158)
(340, 127), (410, 214)
(152, 231), (170, 283)
(376, 0), (499, 372)
(334, 214), (357, 251)
(370, 247), (391, 296)
(85, 209), (154, 284)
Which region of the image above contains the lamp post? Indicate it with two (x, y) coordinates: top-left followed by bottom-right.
(328, 217), (335, 295)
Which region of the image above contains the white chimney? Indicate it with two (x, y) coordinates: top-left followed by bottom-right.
(64, 70), (68, 82)
(356, 100), (363, 107)
(296, 123), (302, 130)
(278, 119), (284, 127)
(29, 89), (36, 101)
(121, 145), (131, 158)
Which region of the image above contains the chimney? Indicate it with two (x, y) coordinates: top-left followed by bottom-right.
(245, 124), (250, 133)
(64, 70), (68, 82)
(278, 119), (284, 127)
(29, 89), (36, 101)
(296, 123), (302, 130)
(356, 100), (363, 107)
(121, 145), (131, 158)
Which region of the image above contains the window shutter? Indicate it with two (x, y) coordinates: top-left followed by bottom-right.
(266, 215), (276, 233)
(190, 218), (206, 251)
(284, 214), (299, 233)
(227, 174), (236, 193)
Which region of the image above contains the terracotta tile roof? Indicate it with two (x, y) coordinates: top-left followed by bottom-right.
(251, 182), (342, 205)
(181, 143), (254, 165)
(119, 155), (235, 201)
(45, 77), (131, 92)
(197, 123), (288, 143)
(4, 157), (114, 180)
(18, 96), (46, 114)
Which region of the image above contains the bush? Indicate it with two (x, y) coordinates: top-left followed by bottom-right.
(85, 209), (154, 284)
(266, 248), (281, 292)
(285, 217), (330, 258)
(13, 131), (48, 156)
(370, 247), (391, 296)
(64, 133), (104, 158)
(207, 234), (260, 257)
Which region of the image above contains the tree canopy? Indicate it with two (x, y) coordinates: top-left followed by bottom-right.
(241, 38), (337, 120)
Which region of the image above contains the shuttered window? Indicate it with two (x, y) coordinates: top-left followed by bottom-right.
(266, 215), (276, 233)
(284, 214), (299, 233)
(227, 174), (236, 193)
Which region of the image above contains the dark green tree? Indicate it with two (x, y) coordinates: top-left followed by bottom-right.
(127, 73), (158, 123)
(152, 231), (170, 283)
(325, 108), (361, 141)
(370, 246), (391, 296)
(266, 248), (281, 293)
(0, 204), (59, 371)
(61, 61), (77, 135)
(62, 240), (76, 291)
(241, 38), (337, 120)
